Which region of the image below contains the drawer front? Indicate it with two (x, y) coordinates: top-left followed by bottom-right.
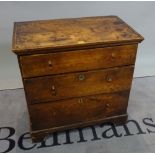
(24, 66), (134, 104)
(29, 91), (129, 131)
(20, 44), (137, 78)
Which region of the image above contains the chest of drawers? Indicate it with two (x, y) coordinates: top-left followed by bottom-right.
(12, 16), (144, 142)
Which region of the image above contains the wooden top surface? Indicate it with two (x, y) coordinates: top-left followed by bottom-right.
(12, 16), (144, 54)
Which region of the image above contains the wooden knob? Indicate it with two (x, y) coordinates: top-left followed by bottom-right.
(106, 103), (110, 107)
(48, 60), (52, 67)
(51, 85), (56, 95)
(111, 53), (116, 60)
(52, 85), (55, 90)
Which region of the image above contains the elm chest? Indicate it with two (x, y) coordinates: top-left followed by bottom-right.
(12, 16), (144, 142)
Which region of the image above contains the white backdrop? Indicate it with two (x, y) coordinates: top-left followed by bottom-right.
(0, 1), (155, 90)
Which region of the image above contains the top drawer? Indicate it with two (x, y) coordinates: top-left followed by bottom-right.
(19, 44), (137, 78)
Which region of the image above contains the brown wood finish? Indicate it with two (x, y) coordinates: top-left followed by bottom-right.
(12, 16), (143, 54)
(29, 90), (129, 131)
(24, 65), (134, 104)
(12, 16), (144, 143)
(19, 44), (137, 78)
(31, 114), (128, 143)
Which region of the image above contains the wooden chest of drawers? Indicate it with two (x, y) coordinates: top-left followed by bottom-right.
(12, 16), (144, 142)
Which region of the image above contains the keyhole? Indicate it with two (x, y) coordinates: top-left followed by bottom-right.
(78, 98), (83, 103)
(78, 74), (85, 81)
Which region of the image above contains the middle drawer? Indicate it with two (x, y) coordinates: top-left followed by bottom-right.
(24, 65), (134, 104)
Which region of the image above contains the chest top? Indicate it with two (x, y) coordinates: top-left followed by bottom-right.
(12, 16), (143, 55)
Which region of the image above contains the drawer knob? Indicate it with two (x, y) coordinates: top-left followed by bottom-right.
(48, 60), (52, 67)
(51, 85), (56, 95)
(106, 103), (110, 107)
(111, 53), (116, 59)
(106, 103), (110, 110)
(106, 76), (113, 82)
(78, 74), (85, 81)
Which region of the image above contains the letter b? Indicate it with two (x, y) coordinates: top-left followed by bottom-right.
(0, 127), (15, 153)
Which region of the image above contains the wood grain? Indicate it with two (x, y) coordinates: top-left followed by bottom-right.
(20, 44), (137, 78)
(24, 65), (134, 104)
(11, 16), (144, 143)
(31, 114), (128, 143)
(29, 90), (129, 131)
(12, 16), (143, 54)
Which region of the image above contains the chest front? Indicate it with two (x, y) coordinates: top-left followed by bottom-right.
(12, 16), (144, 142)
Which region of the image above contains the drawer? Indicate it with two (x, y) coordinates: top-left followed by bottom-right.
(20, 44), (137, 78)
(24, 65), (134, 104)
(29, 91), (129, 131)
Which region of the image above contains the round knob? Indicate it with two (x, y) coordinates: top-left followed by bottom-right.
(78, 74), (85, 81)
(106, 103), (110, 107)
(111, 53), (116, 59)
(51, 85), (56, 95)
(48, 60), (52, 67)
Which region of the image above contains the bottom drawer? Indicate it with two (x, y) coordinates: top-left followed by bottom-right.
(29, 90), (130, 131)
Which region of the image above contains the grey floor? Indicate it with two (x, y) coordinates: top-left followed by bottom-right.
(0, 76), (155, 152)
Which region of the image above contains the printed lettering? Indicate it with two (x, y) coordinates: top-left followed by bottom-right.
(0, 127), (15, 153)
(63, 130), (74, 144)
(90, 126), (101, 141)
(37, 132), (61, 148)
(77, 128), (87, 143)
(101, 122), (122, 138)
(122, 120), (146, 136)
(18, 132), (36, 150)
(143, 118), (155, 133)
